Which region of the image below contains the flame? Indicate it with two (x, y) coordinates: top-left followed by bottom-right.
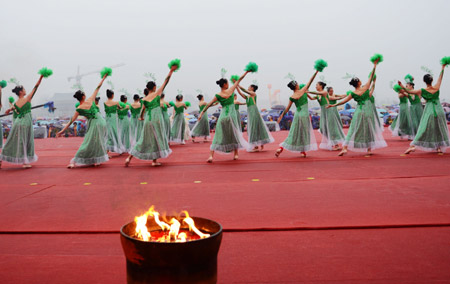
(133, 207), (210, 242)
(183, 211), (210, 239)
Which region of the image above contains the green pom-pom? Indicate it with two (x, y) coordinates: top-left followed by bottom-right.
(38, 67), (53, 78)
(0, 80), (7, 88)
(168, 58), (181, 71)
(169, 101), (175, 107)
(404, 74), (414, 84)
(440, 56), (450, 66)
(9, 96), (15, 103)
(368, 71), (377, 80)
(75, 102), (80, 108)
(314, 59), (328, 72)
(244, 62), (258, 72)
(393, 84), (402, 93)
(185, 101), (191, 107)
(370, 53), (384, 64)
(230, 75), (240, 83)
(299, 83), (306, 89)
(100, 67), (113, 78)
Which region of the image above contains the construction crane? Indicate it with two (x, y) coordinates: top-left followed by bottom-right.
(67, 63), (125, 85)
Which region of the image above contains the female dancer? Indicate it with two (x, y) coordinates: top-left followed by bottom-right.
(130, 94), (143, 146)
(307, 82), (345, 150)
(170, 94), (189, 144)
(118, 95), (131, 152)
(327, 60), (386, 156)
(160, 93), (171, 141)
(405, 77), (423, 134)
(400, 64), (450, 154)
(56, 75), (109, 168)
(389, 86), (415, 140)
(126, 64), (178, 167)
(191, 94), (210, 142)
(275, 71), (319, 158)
(197, 71), (250, 162)
(104, 89), (125, 154)
(0, 73), (47, 168)
(236, 84), (274, 151)
(234, 94), (246, 131)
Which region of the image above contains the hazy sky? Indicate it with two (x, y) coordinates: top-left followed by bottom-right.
(1, 0), (450, 109)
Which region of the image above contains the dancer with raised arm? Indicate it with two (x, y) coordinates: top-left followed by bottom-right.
(400, 57), (450, 154)
(125, 59), (180, 167)
(236, 82), (274, 151)
(275, 59), (327, 158)
(57, 69), (110, 168)
(307, 81), (345, 150)
(197, 62), (255, 163)
(327, 54), (386, 156)
(191, 93), (210, 143)
(389, 84), (415, 140)
(0, 67), (52, 168)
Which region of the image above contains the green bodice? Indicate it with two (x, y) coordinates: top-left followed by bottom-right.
(118, 103), (130, 119)
(369, 96), (375, 103)
(350, 90), (370, 108)
(246, 96), (257, 107)
(328, 97), (337, 105)
(161, 103), (168, 112)
(421, 89), (440, 117)
(199, 104), (206, 111)
(215, 94), (234, 107)
(104, 103), (118, 117)
(399, 96), (408, 104)
(289, 94), (308, 110)
(408, 94), (421, 105)
(130, 103), (142, 118)
(174, 105), (185, 114)
(14, 102), (32, 118)
(318, 95), (328, 106)
(143, 96), (160, 119)
(76, 104), (98, 119)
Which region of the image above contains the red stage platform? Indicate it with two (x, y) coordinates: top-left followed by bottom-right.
(1, 129), (450, 283)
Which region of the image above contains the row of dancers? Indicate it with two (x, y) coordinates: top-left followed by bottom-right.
(0, 57), (449, 168)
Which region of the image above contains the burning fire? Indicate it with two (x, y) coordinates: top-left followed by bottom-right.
(133, 206), (210, 243)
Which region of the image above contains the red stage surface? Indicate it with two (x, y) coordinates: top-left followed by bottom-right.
(1, 128), (450, 283)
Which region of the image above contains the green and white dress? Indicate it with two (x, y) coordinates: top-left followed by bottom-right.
(170, 105), (186, 144)
(130, 103), (143, 146)
(344, 90), (387, 151)
(235, 103), (242, 131)
(318, 95), (345, 150)
(211, 95), (249, 153)
(408, 94), (424, 135)
(368, 95), (383, 131)
(0, 102), (37, 164)
(104, 104), (125, 154)
(191, 104), (210, 139)
(389, 96), (415, 140)
(410, 89), (450, 152)
(71, 104), (108, 165)
(280, 94), (317, 152)
(246, 95), (274, 148)
(130, 96), (172, 160)
(161, 103), (171, 141)
(118, 103), (131, 152)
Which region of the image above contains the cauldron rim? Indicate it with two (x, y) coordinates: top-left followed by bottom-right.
(120, 215), (223, 245)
